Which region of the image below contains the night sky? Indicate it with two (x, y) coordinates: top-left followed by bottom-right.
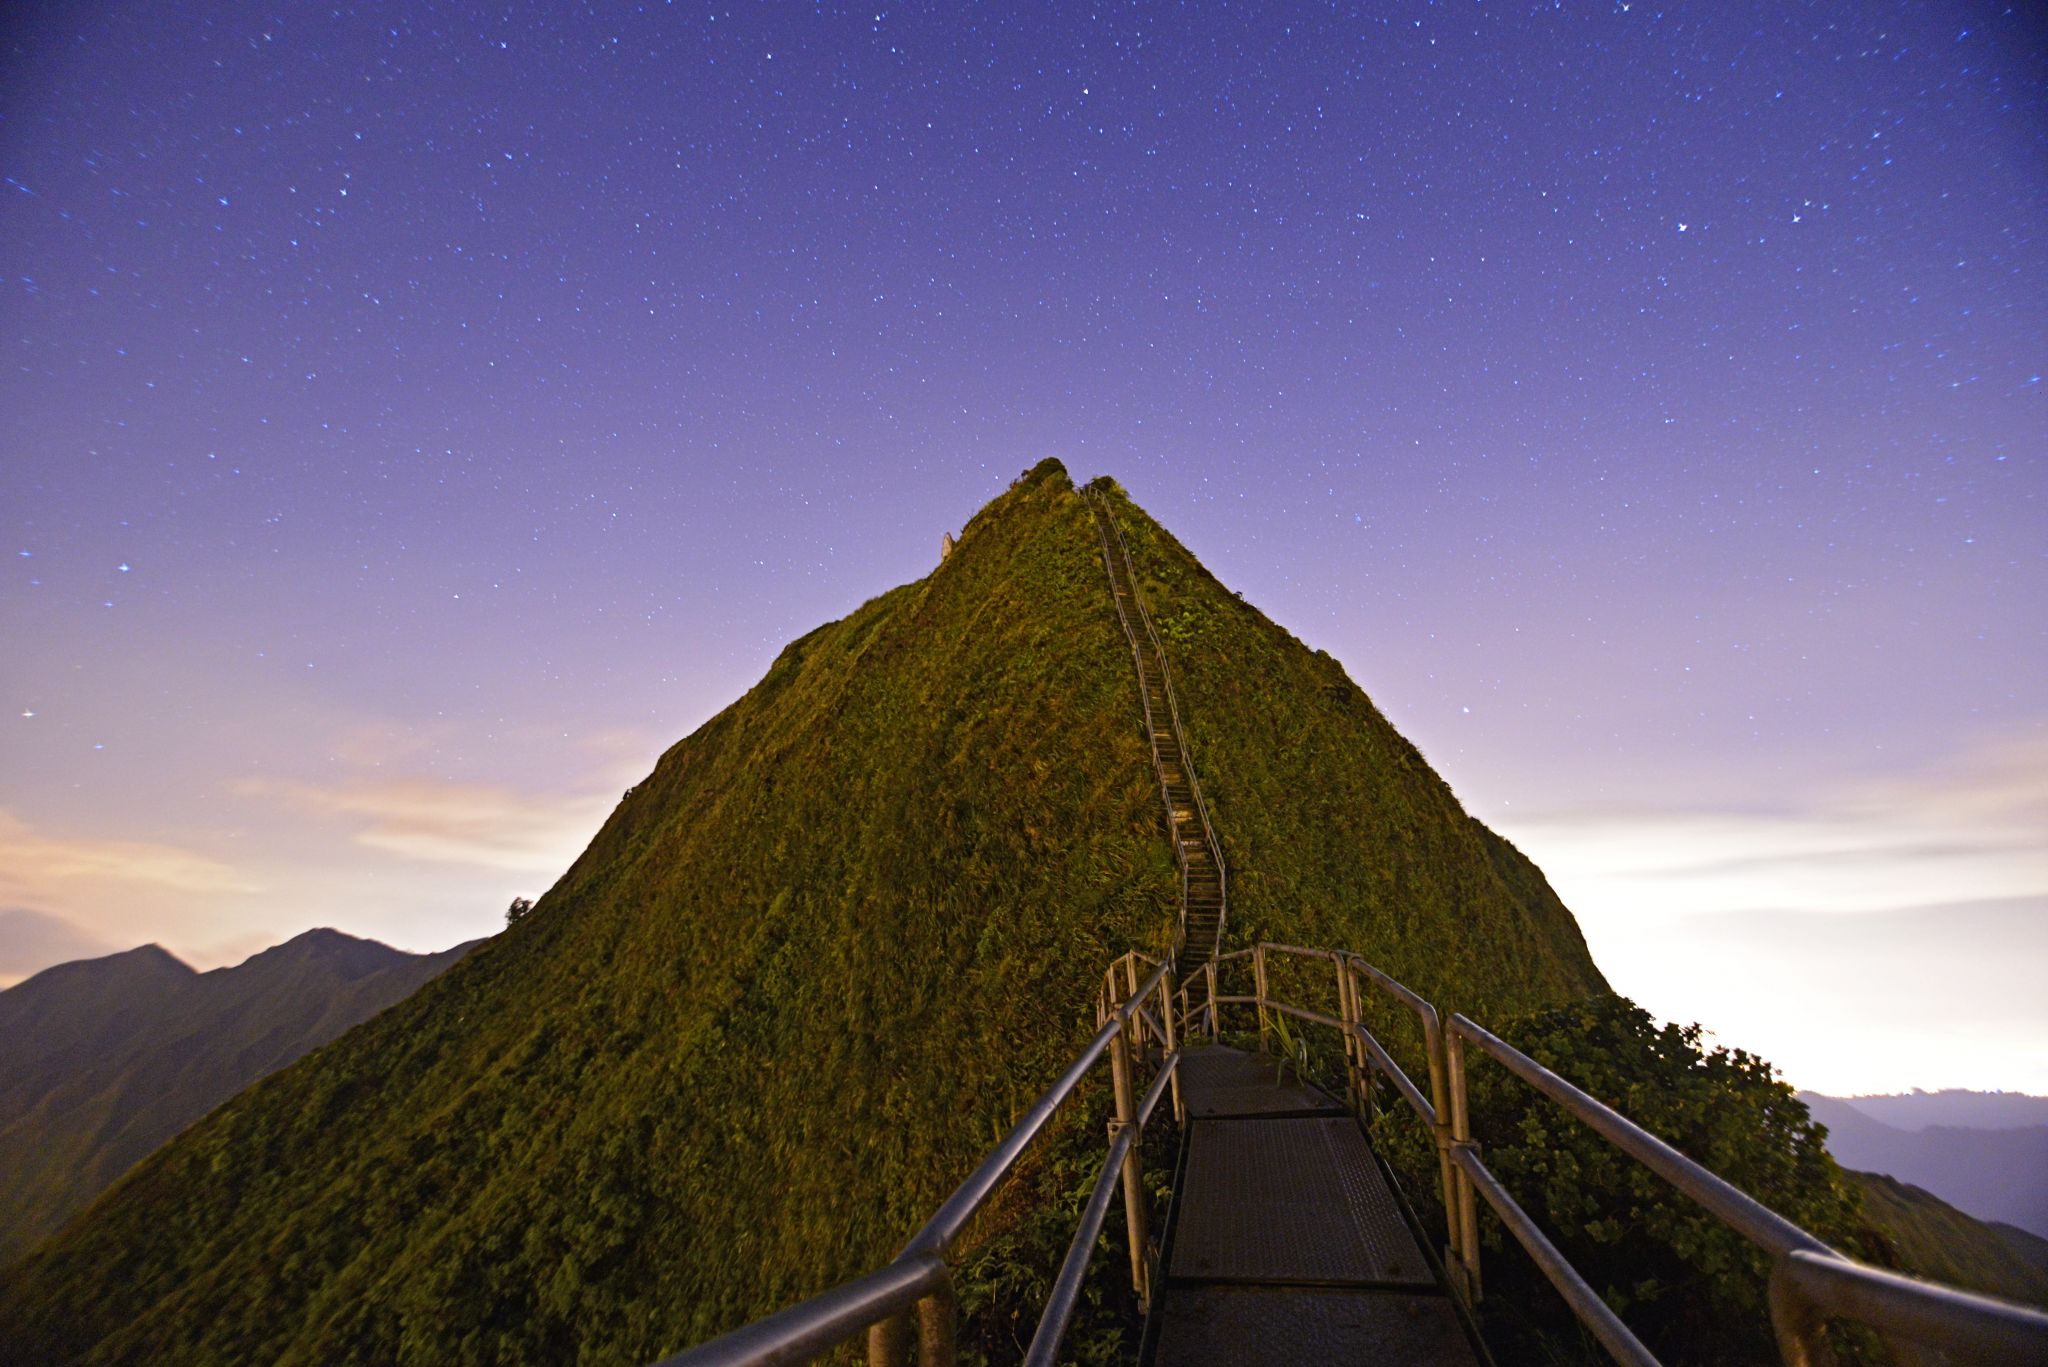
(3, 2), (2043, 1094)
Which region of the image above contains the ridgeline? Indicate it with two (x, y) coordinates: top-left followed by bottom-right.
(0, 930), (477, 1265)
(0, 460), (1604, 1363)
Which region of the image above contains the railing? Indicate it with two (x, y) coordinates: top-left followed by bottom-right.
(1085, 489), (1227, 963)
(1444, 1014), (2048, 1366)
(1186, 943), (1467, 1289)
(662, 941), (2048, 1367)
(655, 953), (1182, 1367)
(1183, 944), (2048, 1367)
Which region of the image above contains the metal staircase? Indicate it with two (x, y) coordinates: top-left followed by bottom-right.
(1086, 489), (1226, 967)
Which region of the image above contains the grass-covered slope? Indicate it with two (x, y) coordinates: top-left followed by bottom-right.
(0, 931), (476, 1264)
(1851, 1171), (2048, 1308)
(1089, 478), (1605, 1013)
(0, 462), (1606, 1364)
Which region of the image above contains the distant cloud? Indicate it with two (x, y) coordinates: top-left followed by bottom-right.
(1495, 726), (2048, 1092)
(1595, 895), (2048, 1096)
(1508, 731), (2048, 922)
(0, 810), (261, 898)
(237, 776), (614, 873)
(0, 906), (117, 982)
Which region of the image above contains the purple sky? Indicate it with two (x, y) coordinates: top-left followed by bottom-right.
(2, 1), (2043, 1093)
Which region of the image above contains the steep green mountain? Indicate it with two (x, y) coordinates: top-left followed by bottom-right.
(1089, 478), (1603, 1017)
(0, 930), (477, 1263)
(1851, 1171), (2048, 1308)
(0, 461), (1604, 1364)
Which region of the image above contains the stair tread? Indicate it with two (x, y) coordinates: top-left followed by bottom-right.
(1095, 494), (1226, 972)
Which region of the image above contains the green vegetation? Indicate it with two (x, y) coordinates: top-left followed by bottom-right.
(0, 931), (474, 1268)
(1404, 996), (1868, 1364)
(1087, 477), (1606, 1015)
(1385, 997), (2048, 1362)
(0, 462), (1610, 1364)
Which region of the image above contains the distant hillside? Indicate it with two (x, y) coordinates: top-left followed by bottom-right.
(0, 462), (1605, 1365)
(1851, 1170), (2048, 1308)
(1801, 1092), (2048, 1240)
(1824, 1089), (2048, 1132)
(0, 929), (477, 1264)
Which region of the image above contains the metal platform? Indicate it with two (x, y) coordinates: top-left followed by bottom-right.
(1149, 1045), (1480, 1366)
(1150, 1287), (1476, 1366)
(1169, 1118), (1432, 1286)
(1174, 1043), (1344, 1118)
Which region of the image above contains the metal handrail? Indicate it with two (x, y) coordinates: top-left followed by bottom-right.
(1449, 1148), (1658, 1367)
(1448, 1015), (1831, 1260)
(1772, 1249), (2048, 1366)
(1446, 1013), (2048, 1364)
(1085, 490), (1228, 963)
(1023, 1046), (1181, 1367)
(1193, 942), (1467, 1286)
(657, 1256), (952, 1367)
(655, 956), (1177, 1367)
(661, 938), (2048, 1367)
(1191, 943), (2048, 1365)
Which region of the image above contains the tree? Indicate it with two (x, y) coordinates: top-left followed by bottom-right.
(505, 897), (534, 926)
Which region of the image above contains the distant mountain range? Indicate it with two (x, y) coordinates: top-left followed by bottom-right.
(0, 928), (477, 1264)
(1801, 1090), (2048, 1240)
(1814, 1089), (2048, 1132)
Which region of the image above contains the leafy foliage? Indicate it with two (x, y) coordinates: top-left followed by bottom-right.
(1414, 995), (1871, 1365)
(0, 461), (1608, 1364)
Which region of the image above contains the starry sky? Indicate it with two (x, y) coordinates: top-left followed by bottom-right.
(2, 1), (2043, 1094)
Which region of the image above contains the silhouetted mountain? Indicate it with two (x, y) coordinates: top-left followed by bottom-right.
(0, 462), (1604, 1363)
(1850, 1170), (2048, 1308)
(1802, 1092), (2048, 1240)
(0, 929), (478, 1263)
(1823, 1089), (2048, 1132)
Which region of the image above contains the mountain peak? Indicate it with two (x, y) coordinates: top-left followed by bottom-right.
(0, 474), (1605, 1362)
(4, 941), (195, 997)
(109, 942), (194, 975)
(229, 927), (406, 981)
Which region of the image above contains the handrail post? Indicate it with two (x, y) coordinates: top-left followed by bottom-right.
(1767, 1258), (1833, 1367)
(1108, 1011), (1151, 1311)
(1124, 956), (1141, 1041)
(1254, 944), (1271, 1053)
(1337, 959), (1363, 1114)
(867, 1309), (911, 1367)
(1418, 1006), (1464, 1305)
(1444, 1027), (1483, 1304)
(1205, 960), (1220, 1040)
(1157, 966), (1184, 1126)
(917, 1271), (958, 1367)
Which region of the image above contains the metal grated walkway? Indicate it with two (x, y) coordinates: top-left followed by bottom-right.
(1147, 1045), (1480, 1367)
(1174, 1048), (1342, 1120)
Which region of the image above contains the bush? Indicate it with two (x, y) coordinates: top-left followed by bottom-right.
(1453, 995), (1872, 1364)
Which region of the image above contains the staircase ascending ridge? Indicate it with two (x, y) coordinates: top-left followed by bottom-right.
(1087, 490), (1227, 966)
